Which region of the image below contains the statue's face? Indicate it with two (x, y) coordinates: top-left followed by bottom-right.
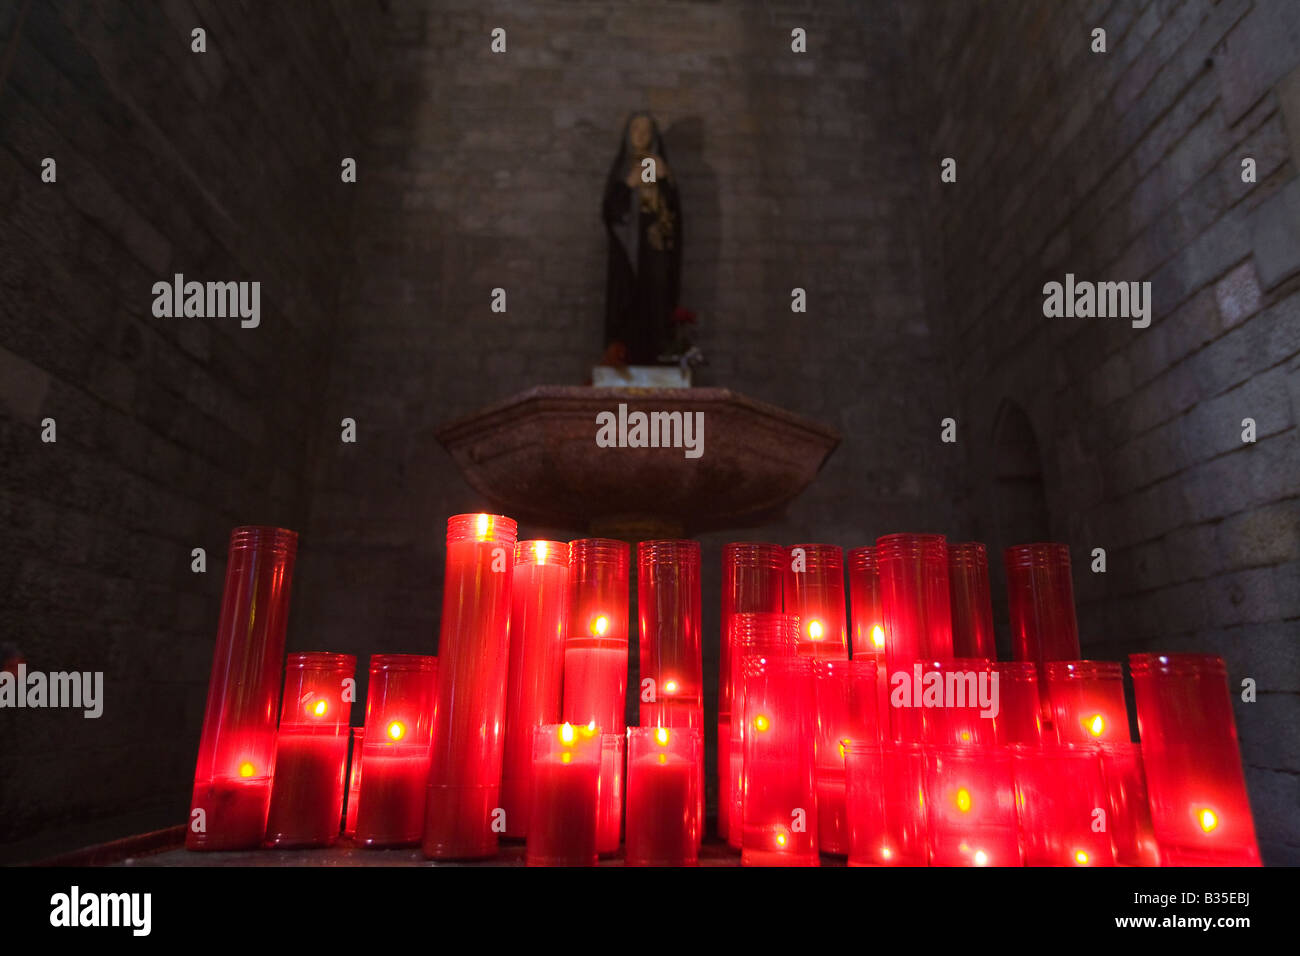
(628, 116), (653, 152)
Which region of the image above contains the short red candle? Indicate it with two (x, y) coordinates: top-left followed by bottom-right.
(847, 546), (890, 736)
(992, 662), (1043, 746)
(727, 612), (800, 850)
(784, 544), (848, 659)
(626, 726), (701, 866)
(1046, 660), (1130, 745)
(500, 540), (570, 839)
(719, 543), (785, 843)
(597, 732), (625, 856)
(844, 741), (928, 866)
(355, 654), (438, 848)
(526, 723), (601, 866)
(876, 533), (952, 741)
(1013, 744), (1115, 866)
(917, 658), (998, 747)
(947, 542), (996, 659)
(1004, 543), (1081, 726)
(1129, 653), (1260, 866)
(265, 652), (356, 847)
(1098, 742), (1160, 866)
(813, 659), (880, 856)
(563, 539), (630, 735)
(424, 513), (516, 860)
(187, 526), (298, 851)
(343, 727), (363, 837)
(925, 745), (1020, 866)
(741, 655), (818, 866)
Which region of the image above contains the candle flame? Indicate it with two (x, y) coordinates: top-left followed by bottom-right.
(562, 752), (572, 764)
(476, 513), (491, 540)
(973, 850), (989, 866)
(871, 624), (885, 648)
(560, 722), (576, 745)
(955, 787), (972, 813)
(808, 620), (824, 640)
(1198, 808), (1218, 832)
(880, 846), (892, 860)
(656, 727), (670, 746)
(310, 698), (328, 718)
(664, 679), (679, 694)
(238, 761), (256, 778)
(658, 753), (667, 765)
(775, 831), (788, 847)
(1085, 714), (1105, 737)
(387, 720), (405, 741)
(1074, 850), (1089, 865)
(838, 737), (850, 760)
(753, 714), (770, 733)
(534, 540), (548, 563)
(591, 615), (609, 637)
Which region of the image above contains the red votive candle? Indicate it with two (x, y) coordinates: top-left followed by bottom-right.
(1046, 660), (1130, 745)
(848, 546), (890, 735)
(1004, 544), (1081, 726)
(1099, 742), (1160, 866)
(563, 539), (630, 735)
(925, 745), (1020, 866)
(916, 658), (997, 747)
(356, 654), (438, 847)
(844, 741), (928, 866)
(598, 732), (625, 856)
(947, 543), (996, 659)
(344, 728), (363, 837)
(718, 542), (785, 843)
(784, 544), (847, 659)
(637, 540), (703, 730)
(526, 722), (601, 866)
(1129, 653), (1260, 866)
(424, 513), (516, 860)
(500, 540), (570, 839)
(1013, 744), (1115, 866)
(265, 652), (356, 847)
(813, 659), (880, 856)
(992, 662), (1043, 746)
(187, 526), (298, 851)
(741, 655), (818, 866)
(876, 533), (952, 741)
(727, 612), (800, 850)
(626, 726), (701, 866)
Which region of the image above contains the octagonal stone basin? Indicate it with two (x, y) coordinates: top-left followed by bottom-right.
(435, 385), (840, 537)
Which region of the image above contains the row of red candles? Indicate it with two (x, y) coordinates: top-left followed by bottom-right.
(185, 519), (1261, 866)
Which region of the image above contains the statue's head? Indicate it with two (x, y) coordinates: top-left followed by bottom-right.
(627, 113), (654, 153)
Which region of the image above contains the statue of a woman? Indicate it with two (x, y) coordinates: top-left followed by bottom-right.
(601, 111), (682, 366)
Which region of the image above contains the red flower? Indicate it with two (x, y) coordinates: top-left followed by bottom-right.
(672, 306), (697, 325)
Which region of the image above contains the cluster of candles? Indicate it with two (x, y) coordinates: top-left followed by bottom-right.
(185, 521), (1261, 866)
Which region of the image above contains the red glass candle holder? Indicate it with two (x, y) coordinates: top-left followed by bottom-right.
(187, 526), (298, 851)
(844, 741), (928, 866)
(563, 539), (630, 735)
(637, 540), (703, 730)
(925, 745), (1020, 866)
(992, 662), (1043, 746)
(598, 732), (625, 856)
(1099, 742), (1160, 867)
(741, 655), (818, 866)
(916, 658), (998, 747)
(719, 543), (785, 842)
(876, 533), (952, 741)
(848, 546), (891, 740)
(1004, 544), (1081, 721)
(526, 723), (601, 866)
(1129, 653), (1260, 866)
(1046, 660), (1130, 745)
(727, 612), (800, 850)
(626, 726), (701, 866)
(344, 727), (363, 837)
(1013, 744), (1115, 866)
(813, 659), (880, 856)
(500, 540), (570, 839)
(424, 513), (517, 859)
(947, 542), (996, 659)
(356, 654), (438, 847)
(784, 544), (847, 658)
(265, 652), (356, 847)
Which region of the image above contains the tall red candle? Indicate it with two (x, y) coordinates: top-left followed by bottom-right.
(1045, 660), (1130, 745)
(1129, 653), (1260, 866)
(812, 659), (880, 856)
(1013, 744), (1115, 866)
(265, 652), (356, 847)
(424, 513), (516, 859)
(847, 546), (889, 737)
(500, 540), (569, 839)
(718, 542), (785, 843)
(741, 655), (818, 866)
(947, 542), (996, 659)
(187, 526), (298, 851)
(925, 745), (1020, 866)
(563, 538), (630, 735)
(992, 662), (1042, 746)
(344, 727), (363, 837)
(625, 726), (701, 866)
(784, 544), (847, 658)
(1099, 741), (1160, 866)
(526, 723), (601, 867)
(356, 654), (438, 847)
(1004, 543), (1080, 727)
(637, 540), (703, 730)
(844, 741), (928, 866)
(727, 612), (800, 850)
(876, 533), (952, 741)
(597, 731), (625, 856)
